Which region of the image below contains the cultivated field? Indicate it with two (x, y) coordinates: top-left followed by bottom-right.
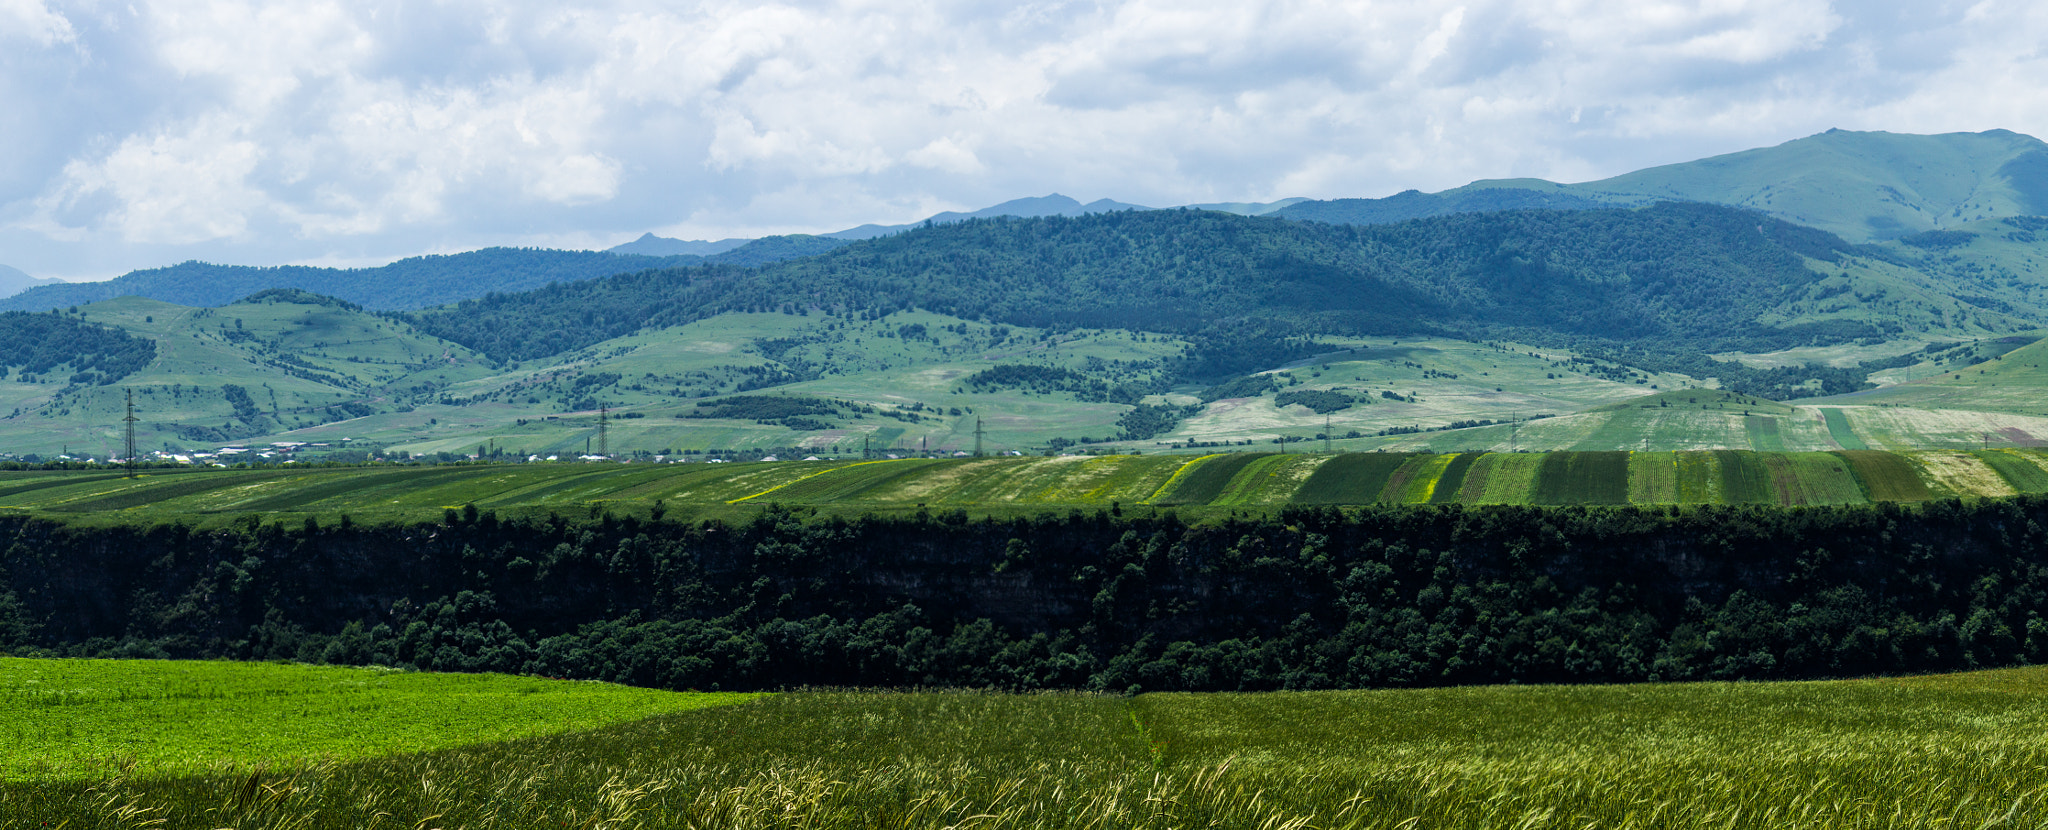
(8, 662), (2048, 828)
(9, 446), (2048, 524)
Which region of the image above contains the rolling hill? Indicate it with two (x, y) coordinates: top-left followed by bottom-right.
(1276, 129), (2048, 244)
(0, 235), (854, 314)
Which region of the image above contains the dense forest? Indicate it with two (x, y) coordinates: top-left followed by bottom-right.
(404, 203), (1858, 383)
(0, 311), (156, 384)
(5, 497), (2045, 691)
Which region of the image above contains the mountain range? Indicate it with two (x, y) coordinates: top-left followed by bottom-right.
(1, 128), (2047, 458)
(0, 264), (63, 299)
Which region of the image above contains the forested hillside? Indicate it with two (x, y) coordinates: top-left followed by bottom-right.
(0, 235), (854, 314)
(1272, 185), (1620, 225)
(0, 311), (155, 385)
(409, 202), (1858, 378)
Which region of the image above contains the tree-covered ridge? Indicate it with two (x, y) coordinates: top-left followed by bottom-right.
(0, 249), (702, 313)
(409, 203), (1852, 377)
(0, 311), (155, 384)
(1272, 186), (1621, 226)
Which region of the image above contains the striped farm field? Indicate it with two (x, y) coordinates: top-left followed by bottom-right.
(1711, 450), (1776, 505)
(1427, 452), (1481, 504)
(1906, 450), (2018, 499)
(1292, 453), (1409, 504)
(1977, 449), (2048, 492)
(1531, 452), (1631, 505)
(1822, 408), (1869, 450)
(17, 447), (2048, 522)
(1771, 452), (1868, 505)
(1382, 454), (1454, 503)
(1466, 452), (1547, 504)
(1745, 415), (1787, 451)
(1151, 453), (1273, 505)
(1838, 450), (1934, 502)
(733, 459), (936, 503)
(1627, 451), (1680, 504)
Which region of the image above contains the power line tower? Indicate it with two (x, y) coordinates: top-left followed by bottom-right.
(123, 389), (138, 478)
(1324, 413), (1332, 455)
(597, 407), (609, 458)
(974, 416), (985, 457)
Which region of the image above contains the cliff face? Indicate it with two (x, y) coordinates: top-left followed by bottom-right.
(0, 499), (2038, 691)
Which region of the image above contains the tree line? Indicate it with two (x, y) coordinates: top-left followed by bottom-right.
(4, 497), (2046, 692)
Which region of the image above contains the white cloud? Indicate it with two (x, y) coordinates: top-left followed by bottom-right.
(45, 115), (266, 244)
(1, 0), (2045, 277)
(0, 0), (76, 46)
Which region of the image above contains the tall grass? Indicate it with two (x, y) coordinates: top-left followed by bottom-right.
(11, 670), (2048, 828)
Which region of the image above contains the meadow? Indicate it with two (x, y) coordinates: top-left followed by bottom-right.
(8, 663), (2048, 828)
(0, 658), (757, 781)
(10, 444), (2048, 525)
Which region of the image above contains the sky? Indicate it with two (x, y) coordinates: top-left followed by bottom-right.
(3, 0), (2046, 281)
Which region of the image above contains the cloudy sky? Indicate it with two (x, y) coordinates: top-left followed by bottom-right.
(3, 0), (2045, 280)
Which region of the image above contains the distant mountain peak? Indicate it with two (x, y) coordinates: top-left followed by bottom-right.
(0, 263), (62, 300)
(606, 234), (749, 257)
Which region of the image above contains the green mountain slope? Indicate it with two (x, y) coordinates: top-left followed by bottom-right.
(1277, 129), (2048, 245)
(1271, 184), (1620, 225)
(0, 235), (854, 314)
(411, 203), (1931, 378)
(1571, 129), (2048, 243)
(0, 292), (492, 453)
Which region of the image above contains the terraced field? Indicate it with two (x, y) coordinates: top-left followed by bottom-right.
(16, 446), (2048, 522)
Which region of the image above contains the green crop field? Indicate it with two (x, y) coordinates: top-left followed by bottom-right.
(1531, 451), (1631, 505)
(1713, 450), (1777, 504)
(10, 664), (2048, 828)
(1291, 452), (1408, 504)
(11, 446), (2048, 525)
(1838, 450), (1935, 502)
(1427, 451), (1480, 504)
(0, 658), (756, 782)
(1979, 449), (2048, 492)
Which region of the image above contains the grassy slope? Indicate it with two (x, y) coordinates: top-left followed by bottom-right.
(0, 295), (493, 456)
(18, 302), (1189, 459)
(11, 290), (2048, 460)
(1553, 128), (2048, 243)
(0, 658), (756, 781)
(10, 669), (2048, 828)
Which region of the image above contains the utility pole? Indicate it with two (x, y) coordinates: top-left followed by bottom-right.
(597, 407), (609, 458)
(1324, 414), (1332, 455)
(123, 389), (138, 478)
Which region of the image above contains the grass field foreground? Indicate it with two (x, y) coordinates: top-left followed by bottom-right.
(8, 666), (2048, 828)
(0, 658), (757, 782)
